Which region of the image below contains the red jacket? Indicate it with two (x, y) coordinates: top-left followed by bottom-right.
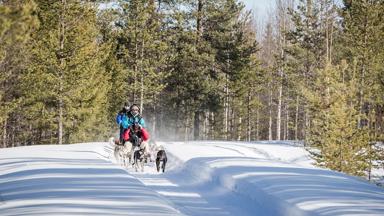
(123, 127), (149, 142)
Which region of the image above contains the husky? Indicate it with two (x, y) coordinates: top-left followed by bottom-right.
(111, 137), (133, 168)
(156, 149), (167, 173)
(111, 137), (123, 163)
(121, 141), (133, 167)
(133, 149), (145, 172)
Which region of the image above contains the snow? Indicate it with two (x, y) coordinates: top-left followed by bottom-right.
(1, 140), (383, 216)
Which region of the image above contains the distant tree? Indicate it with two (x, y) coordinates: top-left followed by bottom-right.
(204, 0), (259, 140)
(287, 0), (330, 142)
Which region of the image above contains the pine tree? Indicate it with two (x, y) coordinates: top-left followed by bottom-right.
(306, 63), (370, 176)
(286, 0), (338, 142)
(259, 21), (277, 141)
(0, 0), (38, 147)
(22, 0), (109, 144)
(159, 0), (221, 140)
(114, 0), (169, 138)
(228, 16), (260, 141)
(204, 0), (259, 140)
(97, 8), (127, 127)
(341, 0), (384, 178)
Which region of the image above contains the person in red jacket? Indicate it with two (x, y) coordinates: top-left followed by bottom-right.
(123, 123), (150, 157)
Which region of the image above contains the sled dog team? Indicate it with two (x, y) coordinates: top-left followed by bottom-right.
(112, 103), (167, 172)
(112, 137), (167, 173)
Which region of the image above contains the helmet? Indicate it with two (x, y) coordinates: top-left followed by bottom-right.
(124, 102), (130, 110)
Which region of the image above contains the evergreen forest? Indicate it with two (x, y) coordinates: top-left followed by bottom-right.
(0, 0), (383, 179)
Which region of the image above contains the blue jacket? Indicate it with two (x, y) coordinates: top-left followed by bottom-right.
(116, 113), (145, 129)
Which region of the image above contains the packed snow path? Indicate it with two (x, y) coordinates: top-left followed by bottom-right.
(0, 143), (183, 216)
(130, 141), (384, 216)
(1, 141), (384, 216)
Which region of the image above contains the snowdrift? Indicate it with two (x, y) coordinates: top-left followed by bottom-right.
(0, 143), (183, 216)
(0, 141), (383, 216)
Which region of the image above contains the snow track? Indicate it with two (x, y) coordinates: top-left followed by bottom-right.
(1, 141), (383, 216)
(114, 141), (384, 216)
(0, 143), (184, 216)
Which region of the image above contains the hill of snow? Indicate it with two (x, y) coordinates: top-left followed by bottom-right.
(1, 140), (383, 216)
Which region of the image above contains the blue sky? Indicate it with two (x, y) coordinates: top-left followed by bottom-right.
(241, 0), (343, 18)
(241, 0), (275, 19)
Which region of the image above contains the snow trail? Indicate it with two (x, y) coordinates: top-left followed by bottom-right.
(1, 141), (383, 216)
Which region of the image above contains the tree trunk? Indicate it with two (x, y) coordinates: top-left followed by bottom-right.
(12, 128), (15, 148)
(133, 30), (138, 102)
(193, 111), (200, 140)
(203, 111), (208, 139)
(212, 112), (216, 139)
(210, 112), (214, 139)
(140, 39), (145, 113)
(268, 84), (273, 141)
(295, 96), (299, 140)
(224, 74), (229, 139)
(359, 24), (368, 128)
(238, 116), (242, 141)
(325, 0), (329, 63)
(197, 0), (203, 37)
(175, 99), (180, 138)
(185, 116), (189, 142)
(152, 99), (156, 140)
(3, 119), (7, 148)
(304, 107), (310, 144)
(247, 91), (251, 141)
(230, 99), (234, 140)
(277, 83), (282, 140)
(256, 105), (260, 140)
(157, 0), (161, 12)
(58, 0), (67, 145)
(285, 102), (289, 140)
(276, 0), (288, 141)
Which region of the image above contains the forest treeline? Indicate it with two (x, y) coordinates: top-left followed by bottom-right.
(0, 0), (383, 178)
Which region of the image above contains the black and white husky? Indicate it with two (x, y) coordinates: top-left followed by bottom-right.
(156, 149), (167, 173)
(133, 149), (145, 172)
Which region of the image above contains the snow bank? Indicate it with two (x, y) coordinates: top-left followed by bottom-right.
(0, 143), (183, 216)
(161, 141), (384, 216)
(1, 141), (383, 216)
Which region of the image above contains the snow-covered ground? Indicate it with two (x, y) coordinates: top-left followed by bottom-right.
(1, 140), (383, 216)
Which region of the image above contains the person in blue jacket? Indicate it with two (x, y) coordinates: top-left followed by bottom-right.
(116, 103), (146, 143)
(125, 104), (146, 128)
(116, 102), (130, 144)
